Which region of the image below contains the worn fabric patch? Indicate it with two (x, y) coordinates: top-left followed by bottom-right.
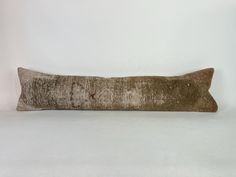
(17, 67), (218, 112)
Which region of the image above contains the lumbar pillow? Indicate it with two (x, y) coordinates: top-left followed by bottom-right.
(16, 67), (218, 112)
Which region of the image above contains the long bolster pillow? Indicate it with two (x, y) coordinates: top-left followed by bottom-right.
(17, 67), (218, 112)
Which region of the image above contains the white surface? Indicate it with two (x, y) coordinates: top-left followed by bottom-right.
(0, 0), (236, 110)
(0, 109), (236, 177)
(1, 0), (236, 176)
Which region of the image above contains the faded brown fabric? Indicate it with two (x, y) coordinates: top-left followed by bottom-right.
(17, 67), (218, 112)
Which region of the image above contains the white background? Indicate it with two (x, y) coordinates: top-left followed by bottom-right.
(0, 0), (236, 111)
(0, 1), (236, 177)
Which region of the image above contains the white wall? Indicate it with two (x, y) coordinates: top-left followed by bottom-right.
(0, 0), (235, 111)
